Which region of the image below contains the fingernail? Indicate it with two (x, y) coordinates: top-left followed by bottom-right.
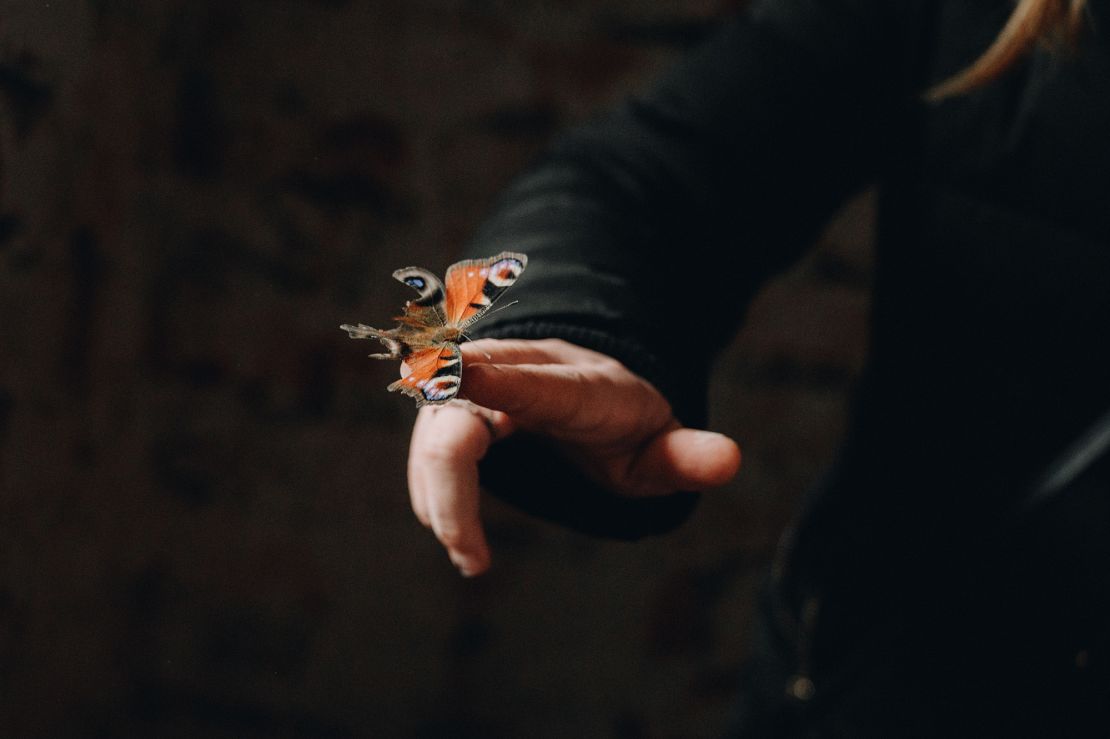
(450, 552), (476, 577)
(692, 430), (726, 445)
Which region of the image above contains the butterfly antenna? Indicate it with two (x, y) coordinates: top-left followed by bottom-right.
(484, 299), (519, 316)
(459, 330), (495, 359)
(460, 300), (520, 356)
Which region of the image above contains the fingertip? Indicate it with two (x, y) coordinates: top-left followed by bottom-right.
(699, 431), (742, 487)
(667, 429), (742, 490)
(451, 549), (491, 577)
(435, 522), (492, 579)
(447, 529), (492, 577)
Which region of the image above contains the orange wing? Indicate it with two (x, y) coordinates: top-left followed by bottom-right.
(443, 252), (527, 326)
(387, 344), (462, 405)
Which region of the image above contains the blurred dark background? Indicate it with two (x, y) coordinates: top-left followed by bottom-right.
(0, 1), (873, 736)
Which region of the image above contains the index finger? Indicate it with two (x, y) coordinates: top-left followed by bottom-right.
(408, 403), (509, 576)
(461, 338), (616, 367)
(459, 360), (671, 442)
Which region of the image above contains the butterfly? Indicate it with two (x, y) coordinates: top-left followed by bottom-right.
(341, 252), (527, 406)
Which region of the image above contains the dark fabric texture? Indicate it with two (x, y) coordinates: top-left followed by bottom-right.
(461, 0), (1110, 734)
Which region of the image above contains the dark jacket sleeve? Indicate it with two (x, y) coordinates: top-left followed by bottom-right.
(463, 0), (909, 538)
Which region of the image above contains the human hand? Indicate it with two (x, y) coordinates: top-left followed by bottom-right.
(406, 338), (742, 576)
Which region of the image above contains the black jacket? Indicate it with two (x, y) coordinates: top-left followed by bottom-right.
(465, 1), (1110, 734)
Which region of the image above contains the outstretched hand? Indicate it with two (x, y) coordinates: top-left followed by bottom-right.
(406, 338), (741, 576)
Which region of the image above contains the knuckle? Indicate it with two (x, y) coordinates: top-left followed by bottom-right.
(593, 355), (626, 372)
(500, 384), (541, 419)
(536, 337), (571, 351)
(553, 368), (590, 424)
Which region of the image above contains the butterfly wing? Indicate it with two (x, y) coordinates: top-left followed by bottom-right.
(392, 266), (447, 327)
(442, 252), (527, 327)
(393, 266), (445, 308)
(344, 253), (526, 406)
(387, 343), (462, 405)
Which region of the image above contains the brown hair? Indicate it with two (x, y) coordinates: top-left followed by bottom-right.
(927, 0), (1087, 101)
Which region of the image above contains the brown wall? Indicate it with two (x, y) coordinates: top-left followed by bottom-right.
(0, 2), (871, 736)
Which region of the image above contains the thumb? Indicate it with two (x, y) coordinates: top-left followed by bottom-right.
(628, 428), (742, 494)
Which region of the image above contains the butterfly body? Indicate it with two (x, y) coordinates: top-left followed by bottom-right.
(341, 252), (527, 406)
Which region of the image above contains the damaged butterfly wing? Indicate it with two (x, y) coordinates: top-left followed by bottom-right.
(339, 323), (407, 359)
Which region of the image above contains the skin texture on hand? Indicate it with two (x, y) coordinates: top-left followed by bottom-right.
(405, 338), (742, 576)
